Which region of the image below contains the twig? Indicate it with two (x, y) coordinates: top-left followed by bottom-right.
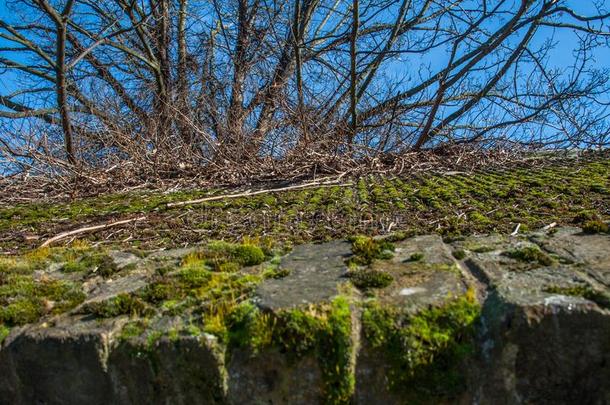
(542, 222), (557, 231)
(510, 223), (521, 236)
(40, 216), (147, 248)
(166, 179), (353, 208)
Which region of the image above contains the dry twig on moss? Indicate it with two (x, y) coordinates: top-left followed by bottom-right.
(40, 216), (147, 248)
(166, 178), (351, 208)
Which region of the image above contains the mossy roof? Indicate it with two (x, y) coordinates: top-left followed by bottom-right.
(0, 152), (608, 253)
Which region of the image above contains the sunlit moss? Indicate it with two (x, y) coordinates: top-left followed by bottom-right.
(0, 324), (9, 344)
(0, 275), (85, 326)
(348, 236), (394, 265)
(85, 293), (149, 318)
(362, 290), (480, 401)
(582, 220), (609, 234)
(504, 246), (554, 267)
(227, 296), (355, 404)
(347, 269), (393, 290)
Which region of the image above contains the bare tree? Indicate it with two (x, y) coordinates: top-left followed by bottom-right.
(0, 0), (608, 175)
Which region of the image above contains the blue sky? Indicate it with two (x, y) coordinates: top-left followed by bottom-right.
(2, 0), (608, 96)
(1, 0), (609, 151)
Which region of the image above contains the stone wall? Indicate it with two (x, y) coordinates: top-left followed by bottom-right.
(1, 227), (609, 404)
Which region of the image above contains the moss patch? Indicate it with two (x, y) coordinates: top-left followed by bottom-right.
(0, 324), (9, 344)
(347, 269), (393, 290)
(84, 294), (149, 318)
(348, 236), (395, 265)
(227, 296), (355, 404)
(0, 274), (85, 327)
(504, 246), (554, 267)
(1, 153), (609, 252)
(452, 250), (466, 260)
(62, 252), (119, 277)
(581, 220), (609, 234)
(362, 289), (480, 402)
(573, 210), (600, 224)
(182, 241), (266, 272)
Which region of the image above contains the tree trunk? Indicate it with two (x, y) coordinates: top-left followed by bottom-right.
(56, 22), (75, 164)
(348, 0), (359, 148)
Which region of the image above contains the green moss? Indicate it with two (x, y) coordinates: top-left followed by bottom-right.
(0, 275), (85, 326)
(85, 293), (149, 318)
(452, 250), (466, 260)
(183, 241), (266, 272)
(63, 252), (118, 277)
(186, 323), (202, 337)
(263, 267), (291, 279)
(362, 290), (480, 401)
(0, 247), (57, 274)
(0, 299), (41, 325)
(232, 244), (266, 266)
(120, 320), (147, 340)
(348, 236), (395, 265)
(504, 246), (554, 267)
(318, 296), (354, 404)
(347, 269), (393, 290)
(468, 211), (491, 225)
(573, 210), (600, 224)
(225, 297), (355, 404)
(581, 220), (609, 234)
(470, 245), (495, 253)
(0, 324), (9, 344)
(146, 330), (164, 349)
(178, 265), (212, 288)
(1, 155), (609, 252)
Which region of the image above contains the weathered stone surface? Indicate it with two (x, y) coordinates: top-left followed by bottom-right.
(355, 235), (469, 404)
(0, 315), (124, 405)
(81, 273), (149, 307)
(108, 251), (140, 270)
(227, 348), (323, 404)
(108, 334), (227, 404)
(531, 226), (610, 287)
(255, 240), (352, 310)
(1, 228), (609, 404)
(372, 234), (467, 310)
(462, 231), (610, 405)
